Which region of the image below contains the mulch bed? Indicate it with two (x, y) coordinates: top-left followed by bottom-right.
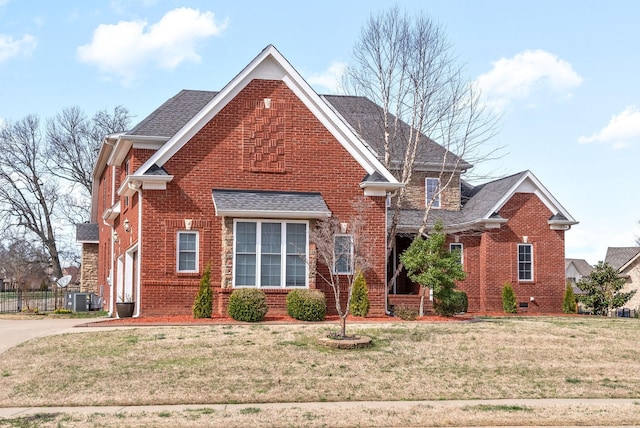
(85, 313), (479, 327)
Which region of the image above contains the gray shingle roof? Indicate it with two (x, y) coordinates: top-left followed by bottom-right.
(75, 223), (99, 243)
(605, 247), (640, 271)
(125, 90), (470, 173)
(565, 258), (594, 277)
(323, 95), (472, 170)
(393, 171), (528, 230)
(128, 90), (218, 137)
(212, 189), (331, 218)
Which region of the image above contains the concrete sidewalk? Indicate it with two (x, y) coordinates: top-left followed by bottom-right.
(1, 398), (638, 419)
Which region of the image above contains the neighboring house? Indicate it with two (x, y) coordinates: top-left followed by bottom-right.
(565, 258), (593, 294)
(604, 247), (640, 311)
(80, 45), (577, 318)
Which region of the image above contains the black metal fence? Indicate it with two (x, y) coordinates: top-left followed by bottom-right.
(0, 286), (81, 314)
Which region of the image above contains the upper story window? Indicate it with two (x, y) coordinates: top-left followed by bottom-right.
(177, 231), (199, 273)
(426, 177), (441, 209)
(333, 234), (354, 275)
(449, 243), (463, 266)
(518, 243), (533, 281)
(234, 220), (308, 288)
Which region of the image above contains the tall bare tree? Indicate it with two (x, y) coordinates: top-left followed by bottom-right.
(343, 6), (501, 294)
(0, 115), (63, 278)
(46, 105), (132, 222)
(344, 6), (501, 241)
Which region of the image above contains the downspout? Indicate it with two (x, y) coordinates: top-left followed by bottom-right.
(102, 216), (116, 317)
(133, 185), (143, 317)
(385, 192), (392, 316)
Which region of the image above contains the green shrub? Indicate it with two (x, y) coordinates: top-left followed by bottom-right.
(502, 283), (517, 314)
(433, 288), (468, 317)
(193, 263), (213, 318)
(453, 290), (468, 313)
(394, 305), (418, 320)
(562, 281), (577, 314)
(53, 308), (72, 314)
(286, 289), (326, 321)
(227, 288), (268, 322)
(349, 271), (370, 317)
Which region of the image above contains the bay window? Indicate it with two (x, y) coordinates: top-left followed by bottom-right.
(233, 220), (308, 288)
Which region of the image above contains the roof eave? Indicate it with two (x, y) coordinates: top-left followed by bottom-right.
(360, 181), (404, 197)
(118, 175), (174, 197)
(215, 209), (331, 219)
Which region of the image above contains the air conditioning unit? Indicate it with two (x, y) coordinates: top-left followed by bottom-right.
(64, 292), (93, 312)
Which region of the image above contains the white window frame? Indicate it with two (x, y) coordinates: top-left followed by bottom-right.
(232, 219), (309, 288)
(426, 177), (441, 209)
(333, 234), (354, 275)
(177, 230), (199, 273)
(517, 243), (533, 281)
(449, 243), (464, 266)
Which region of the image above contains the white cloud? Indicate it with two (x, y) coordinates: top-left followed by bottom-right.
(77, 7), (227, 84)
(475, 49), (583, 111)
(0, 34), (37, 63)
(306, 61), (346, 94)
(578, 106), (640, 149)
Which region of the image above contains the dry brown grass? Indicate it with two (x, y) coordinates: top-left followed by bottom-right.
(1, 316), (640, 426)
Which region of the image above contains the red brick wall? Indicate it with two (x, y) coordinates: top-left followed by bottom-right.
(455, 193), (565, 313)
(133, 79), (388, 316)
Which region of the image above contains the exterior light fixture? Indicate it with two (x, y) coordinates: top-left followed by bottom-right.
(123, 218), (131, 233)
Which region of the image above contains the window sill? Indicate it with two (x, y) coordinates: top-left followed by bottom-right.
(177, 271), (200, 277)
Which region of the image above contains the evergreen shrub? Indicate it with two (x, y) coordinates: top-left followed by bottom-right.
(227, 288), (268, 322)
(286, 289), (326, 321)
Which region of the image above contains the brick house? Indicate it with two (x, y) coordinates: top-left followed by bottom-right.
(82, 45), (577, 317)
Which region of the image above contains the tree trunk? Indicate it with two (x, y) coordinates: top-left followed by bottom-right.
(340, 315), (347, 338)
(419, 287), (425, 317)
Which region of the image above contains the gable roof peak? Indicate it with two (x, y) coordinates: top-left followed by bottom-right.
(133, 44), (399, 188)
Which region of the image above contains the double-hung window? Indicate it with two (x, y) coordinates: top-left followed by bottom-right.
(177, 231), (198, 272)
(449, 243), (463, 266)
(334, 234), (354, 274)
(518, 243), (533, 281)
(234, 220), (308, 288)
(426, 177), (441, 209)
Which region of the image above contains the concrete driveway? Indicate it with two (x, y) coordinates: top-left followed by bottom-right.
(0, 317), (118, 355)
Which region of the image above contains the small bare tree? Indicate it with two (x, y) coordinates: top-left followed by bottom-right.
(310, 199), (372, 337)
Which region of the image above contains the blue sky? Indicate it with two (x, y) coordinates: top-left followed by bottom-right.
(1, 0), (639, 264)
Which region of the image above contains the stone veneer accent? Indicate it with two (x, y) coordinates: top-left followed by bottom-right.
(80, 243), (99, 293)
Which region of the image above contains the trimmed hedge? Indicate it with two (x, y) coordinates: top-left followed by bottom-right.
(286, 289), (326, 321)
(227, 288), (268, 322)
